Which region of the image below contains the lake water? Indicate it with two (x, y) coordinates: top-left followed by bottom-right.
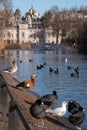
(0, 47), (87, 129)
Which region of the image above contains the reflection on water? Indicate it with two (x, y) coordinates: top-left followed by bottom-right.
(0, 48), (87, 129)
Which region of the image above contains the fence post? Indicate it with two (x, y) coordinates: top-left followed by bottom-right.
(0, 75), (4, 113)
(0, 74), (32, 130)
(8, 100), (19, 130)
(0, 84), (8, 116)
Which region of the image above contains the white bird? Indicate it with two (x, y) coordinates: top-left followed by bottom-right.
(65, 58), (67, 63)
(46, 101), (67, 117)
(3, 58), (17, 74)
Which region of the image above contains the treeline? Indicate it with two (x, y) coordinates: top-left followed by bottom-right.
(77, 22), (87, 53)
(42, 6), (87, 53)
(0, 1), (87, 53)
(0, 0), (12, 47)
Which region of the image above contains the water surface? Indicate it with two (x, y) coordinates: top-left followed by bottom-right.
(0, 48), (87, 129)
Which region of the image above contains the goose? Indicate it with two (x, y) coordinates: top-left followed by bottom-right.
(2, 58), (17, 74)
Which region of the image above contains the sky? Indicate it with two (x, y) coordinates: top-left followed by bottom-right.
(13, 0), (87, 16)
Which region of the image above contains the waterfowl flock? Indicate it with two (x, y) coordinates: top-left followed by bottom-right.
(67, 66), (80, 78)
(30, 91), (85, 130)
(1, 56), (85, 129)
(1, 56), (80, 79)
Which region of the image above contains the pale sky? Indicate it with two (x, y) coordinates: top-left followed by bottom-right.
(13, 0), (87, 16)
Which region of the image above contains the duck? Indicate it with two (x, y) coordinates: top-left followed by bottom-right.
(30, 99), (46, 128)
(68, 100), (83, 114)
(74, 66), (79, 75)
(29, 59), (33, 62)
(37, 65), (42, 70)
(54, 68), (59, 74)
(70, 72), (79, 78)
(49, 67), (53, 72)
(19, 60), (22, 63)
(16, 74), (37, 89)
(41, 91), (58, 108)
(40, 64), (44, 68)
(43, 62), (47, 66)
(67, 66), (74, 70)
(68, 107), (85, 130)
(2, 58), (17, 74)
(46, 101), (67, 117)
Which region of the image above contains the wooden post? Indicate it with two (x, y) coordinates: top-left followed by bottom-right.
(0, 84), (8, 116)
(8, 100), (19, 130)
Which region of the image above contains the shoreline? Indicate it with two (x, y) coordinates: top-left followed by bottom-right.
(0, 72), (77, 130)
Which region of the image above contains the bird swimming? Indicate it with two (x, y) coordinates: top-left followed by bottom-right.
(2, 58), (17, 74)
(41, 91), (58, 108)
(68, 107), (85, 130)
(65, 58), (67, 63)
(54, 68), (59, 74)
(70, 72), (79, 78)
(49, 67), (53, 72)
(70, 66), (79, 78)
(46, 101), (67, 117)
(16, 74), (37, 89)
(30, 99), (46, 128)
(74, 66), (79, 75)
(67, 66), (74, 70)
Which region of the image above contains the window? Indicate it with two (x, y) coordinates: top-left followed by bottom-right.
(22, 32), (25, 37)
(7, 32), (10, 37)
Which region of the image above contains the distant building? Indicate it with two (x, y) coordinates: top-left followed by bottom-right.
(2, 6), (61, 48)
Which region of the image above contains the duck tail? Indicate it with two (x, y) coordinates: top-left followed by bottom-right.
(16, 82), (24, 88)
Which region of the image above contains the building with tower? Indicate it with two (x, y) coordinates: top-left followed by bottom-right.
(2, 6), (61, 48)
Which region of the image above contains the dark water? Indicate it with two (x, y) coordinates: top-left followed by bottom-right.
(0, 48), (87, 129)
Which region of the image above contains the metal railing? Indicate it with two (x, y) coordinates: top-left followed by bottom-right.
(0, 74), (32, 130)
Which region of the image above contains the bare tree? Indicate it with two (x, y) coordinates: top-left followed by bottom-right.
(50, 6), (60, 43)
(42, 11), (53, 29)
(0, 0), (12, 45)
(0, 0), (12, 30)
(42, 6), (60, 43)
